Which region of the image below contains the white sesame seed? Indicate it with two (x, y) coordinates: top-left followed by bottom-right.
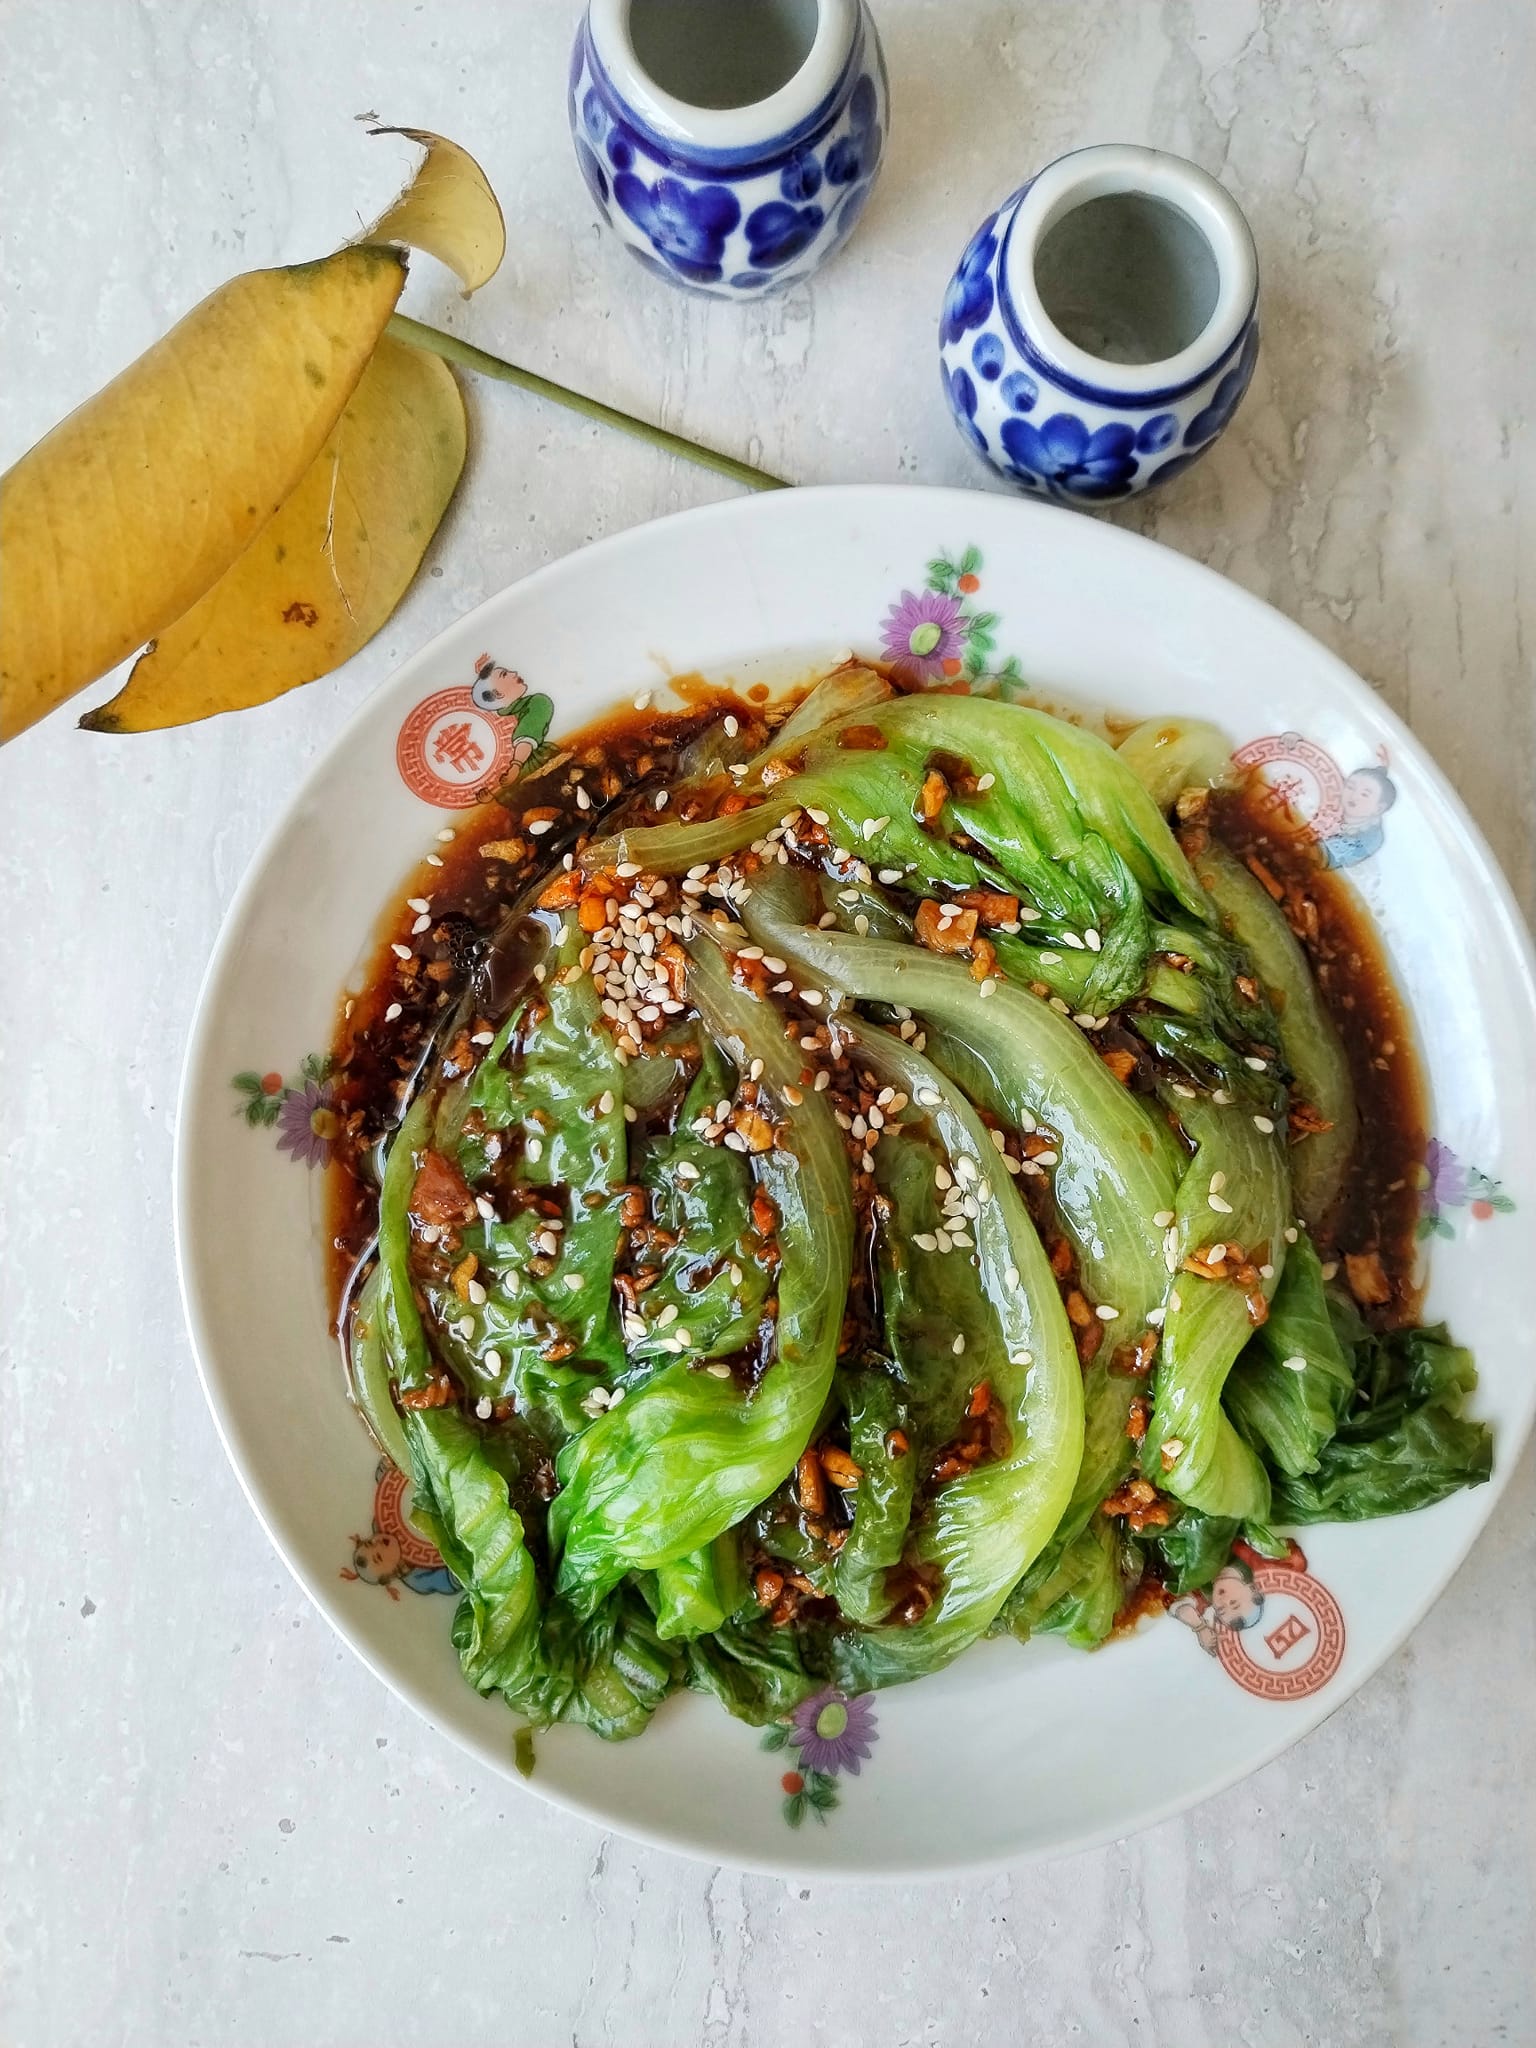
(952, 1334), (965, 1356)
(976, 772), (996, 791)
(878, 868), (903, 885)
(724, 714), (740, 736)
(1320, 1260), (1339, 1281)
(407, 896), (430, 914)
(616, 862), (642, 878)
(456, 1316), (475, 1339)
(465, 1279), (487, 1307)
(526, 1137), (543, 1163)
(1038, 952), (1061, 966)
(1208, 1193), (1233, 1214)
(1208, 1243), (1228, 1263)
(437, 828), (455, 843)
(806, 807), (830, 825)
(1095, 1304), (1120, 1321)
(934, 1228), (953, 1253)
(1169, 1290), (1182, 1311)
(675, 1161), (700, 1182)
(476, 1397), (493, 1419)
(1084, 928), (1102, 952)
(1061, 932), (1085, 950)
(1152, 1209), (1175, 1228)
(1146, 1307), (1166, 1328)
(813, 1069), (831, 1092)
(426, 854), (445, 867)
(1259, 1262), (1275, 1279)
(411, 913), (432, 935)
(1284, 1225), (1299, 1244)
(1034, 1149), (1059, 1167)
(419, 1224), (441, 1245)
(955, 1156), (977, 1183)
(384, 1002), (403, 1022)
(1245, 1055), (1268, 1070)
(1170, 1082), (1196, 1098)
(576, 786), (592, 811)
(561, 1273), (582, 1293)
(1163, 1437), (1186, 1462)
(1209, 1171), (1227, 1193)
(633, 690), (652, 709)
(476, 1195), (496, 1220)
(654, 790), (669, 810)
(1212, 1088), (1233, 1105)
(861, 816), (889, 841)
(471, 1030), (494, 1045)
(598, 1090), (614, 1114)
(979, 977), (998, 999)
(1281, 1354), (1307, 1373)
(391, 942), (412, 960)
(1253, 1115), (1275, 1134)
(706, 1360), (733, 1378)
(1009, 1351), (1033, 1368)
(1049, 997), (1070, 1014)
(913, 1232), (939, 1252)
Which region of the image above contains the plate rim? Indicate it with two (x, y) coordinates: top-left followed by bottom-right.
(174, 481), (1536, 1878)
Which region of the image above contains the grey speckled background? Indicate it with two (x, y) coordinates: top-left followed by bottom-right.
(2, 3), (1532, 2043)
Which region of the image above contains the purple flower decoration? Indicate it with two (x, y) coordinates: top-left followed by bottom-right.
(276, 1077), (340, 1169)
(1422, 1137), (1467, 1216)
(788, 1687), (878, 1776)
(881, 588), (966, 683)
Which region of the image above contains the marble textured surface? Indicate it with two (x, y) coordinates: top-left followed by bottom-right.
(2, 3), (1533, 2043)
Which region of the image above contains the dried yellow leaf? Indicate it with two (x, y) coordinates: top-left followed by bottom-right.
(81, 335), (465, 732)
(0, 244), (406, 741)
(362, 126), (506, 294)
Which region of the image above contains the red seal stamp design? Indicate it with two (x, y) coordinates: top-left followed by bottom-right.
(1231, 731), (1347, 843)
(339, 1460), (456, 1600)
(396, 686), (516, 809)
(1170, 1555), (1345, 1700)
(372, 1464), (444, 1572)
(1216, 1565), (1346, 1700)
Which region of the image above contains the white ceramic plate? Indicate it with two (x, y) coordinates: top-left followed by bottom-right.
(177, 484), (1536, 1877)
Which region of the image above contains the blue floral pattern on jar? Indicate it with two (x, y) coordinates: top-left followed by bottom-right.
(568, 5), (889, 299)
(937, 182), (1259, 503)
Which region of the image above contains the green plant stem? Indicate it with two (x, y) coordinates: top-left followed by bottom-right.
(389, 314), (791, 493)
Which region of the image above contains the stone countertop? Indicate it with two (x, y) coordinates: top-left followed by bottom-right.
(2, 3), (1532, 2043)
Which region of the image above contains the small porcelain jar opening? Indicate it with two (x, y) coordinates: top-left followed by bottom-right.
(1003, 147), (1257, 400)
(588, 0), (859, 156)
(939, 145), (1260, 504)
(571, 0), (888, 298)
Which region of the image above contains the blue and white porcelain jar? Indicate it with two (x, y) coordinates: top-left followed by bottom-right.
(940, 146), (1259, 503)
(569, 0), (887, 298)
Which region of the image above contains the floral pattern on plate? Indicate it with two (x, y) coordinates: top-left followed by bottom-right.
(232, 1053), (338, 1167)
(761, 1687), (879, 1827)
(879, 545), (1024, 689)
(1416, 1139), (1515, 1241)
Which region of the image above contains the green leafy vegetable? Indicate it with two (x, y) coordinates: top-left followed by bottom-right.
(1270, 1323), (1492, 1521)
(547, 936), (852, 1610)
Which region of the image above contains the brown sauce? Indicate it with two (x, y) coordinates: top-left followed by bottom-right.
(1210, 780), (1427, 1325)
(324, 683), (767, 1317)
